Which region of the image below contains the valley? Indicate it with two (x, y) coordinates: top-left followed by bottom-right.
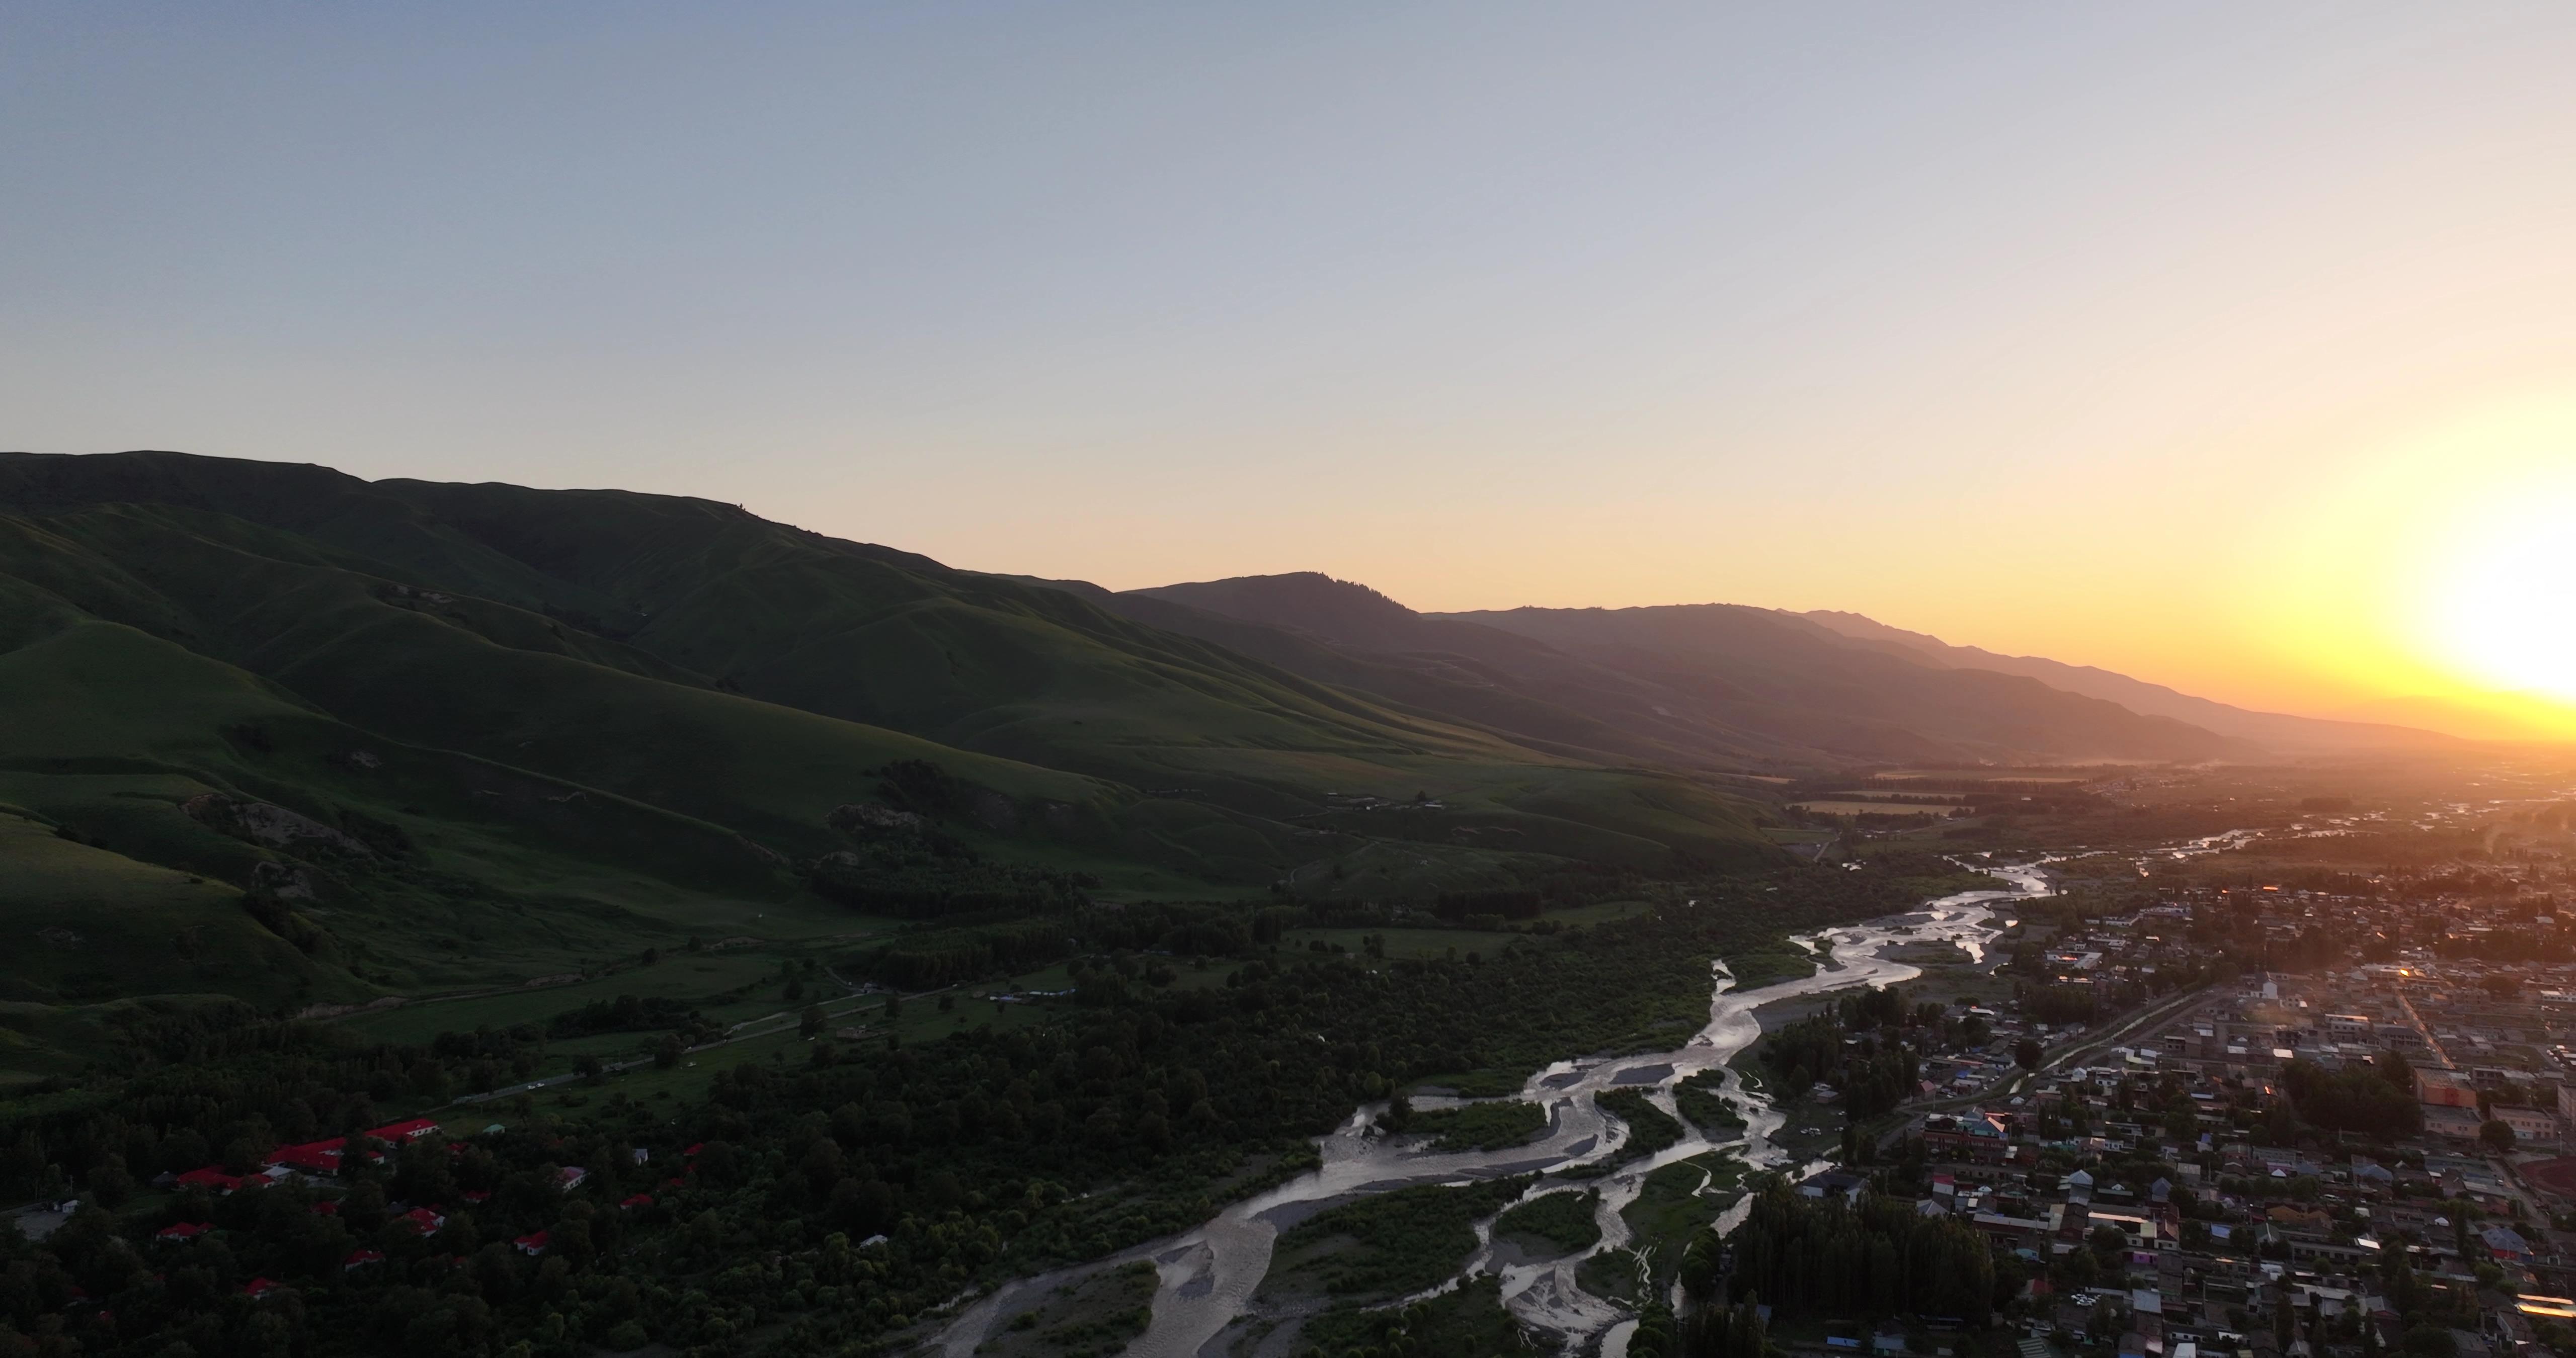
(0, 450), (2546, 1358)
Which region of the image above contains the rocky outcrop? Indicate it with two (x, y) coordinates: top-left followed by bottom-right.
(181, 793), (373, 857)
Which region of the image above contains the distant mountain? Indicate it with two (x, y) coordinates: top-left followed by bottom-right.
(1442, 601), (2241, 764)
(1111, 573), (2239, 766)
(1798, 611), (2457, 752)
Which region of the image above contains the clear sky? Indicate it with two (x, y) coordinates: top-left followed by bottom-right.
(9, 4), (2576, 736)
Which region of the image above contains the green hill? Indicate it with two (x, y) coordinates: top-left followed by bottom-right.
(0, 451), (1780, 1069)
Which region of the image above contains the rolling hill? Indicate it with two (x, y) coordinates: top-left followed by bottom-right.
(1101, 573), (2243, 766)
(0, 451), (1788, 1064)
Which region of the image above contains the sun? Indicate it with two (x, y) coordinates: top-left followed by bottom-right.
(2424, 476), (2576, 703)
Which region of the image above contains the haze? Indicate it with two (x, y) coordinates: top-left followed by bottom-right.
(9, 3), (2576, 737)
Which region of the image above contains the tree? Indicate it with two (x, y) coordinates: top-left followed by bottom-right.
(2015, 1038), (2044, 1070)
(654, 1034), (685, 1070)
(800, 1004), (827, 1039)
(2481, 1120), (2518, 1154)
(2403, 1325), (2458, 1358)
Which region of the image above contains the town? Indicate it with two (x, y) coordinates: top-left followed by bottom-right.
(1781, 857), (2576, 1358)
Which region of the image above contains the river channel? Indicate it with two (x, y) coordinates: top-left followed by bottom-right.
(932, 863), (2055, 1358)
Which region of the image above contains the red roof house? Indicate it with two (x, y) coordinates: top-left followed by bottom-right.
(396, 1207), (446, 1235)
(366, 1118), (441, 1143)
(513, 1231), (549, 1256)
(343, 1249), (384, 1270)
(242, 1278), (280, 1300)
(620, 1194), (653, 1211)
(154, 1222), (212, 1244)
(266, 1138), (347, 1175)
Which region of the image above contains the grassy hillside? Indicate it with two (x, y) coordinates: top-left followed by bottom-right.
(0, 451), (1786, 1071)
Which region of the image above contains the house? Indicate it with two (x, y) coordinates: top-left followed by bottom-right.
(557, 1166), (589, 1192)
(344, 1249), (384, 1271)
(154, 1222), (212, 1244)
(620, 1194), (653, 1211)
(397, 1207), (446, 1235)
(366, 1118), (442, 1144)
(1799, 1170), (1867, 1202)
(175, 1167), (251, 1194)
(242, 1278), (281, 1300)
(265, 1138), (347, 1176)
(514, 1231), (549, 1257)
(2484, 1225), (2535, 1264)
(1922, 1111), (2015, 1163)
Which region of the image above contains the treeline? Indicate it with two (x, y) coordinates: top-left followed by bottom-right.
(2284, 1056), (2422, 1140)
(1625, 1296), (1770, 1358)
(864, 920), (1074, 990)
(546, 995), (707, 1040)
(1694, 1185), (1996, 1323)
(1432, 889), (1542, 921)
(0, 1006), (548, 1204)
(1757, 985), (1934, 1120)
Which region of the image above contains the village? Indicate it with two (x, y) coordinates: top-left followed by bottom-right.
(1792, 868), (2576, 1358)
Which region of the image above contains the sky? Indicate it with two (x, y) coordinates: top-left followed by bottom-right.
(9, 4), (2576, 737)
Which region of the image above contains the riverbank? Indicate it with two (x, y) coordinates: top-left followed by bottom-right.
(927, 863), (2055, 1358)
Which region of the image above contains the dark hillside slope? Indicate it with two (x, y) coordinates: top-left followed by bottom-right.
(1131, 574), (1846, 767)
(1449, 604), (2237, 763)
(0, 452), (1778, 880)
(1798, 610), (2454, 753)
(1001, 573), (1726, 769)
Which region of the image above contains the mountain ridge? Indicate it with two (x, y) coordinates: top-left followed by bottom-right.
(1795, 609), (2457, 752)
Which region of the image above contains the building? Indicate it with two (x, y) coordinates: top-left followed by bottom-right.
(2493, 1106), (2562, 1148)
(1923, 1111), (2016, 1163)
(2418, 1070), (2479, 1110)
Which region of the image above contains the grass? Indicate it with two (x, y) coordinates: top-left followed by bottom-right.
(1726, 948), (1820, 989)
(1674, 1070), (1746, 1138)
(1295, 1275), (1528, 1357)
(1405, 1099), (1547, 1152)
(1620, 1151), (1743, 1262)
(1596, 1088), (1684, 1162)
(1578, 1248), (1644, 1303)
(1260, 1178), (1530, 1304)
(1493, 1189), (1601, 1254)
(982, 1259), (1157, 1358)
(0, 811), (353, 1015)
